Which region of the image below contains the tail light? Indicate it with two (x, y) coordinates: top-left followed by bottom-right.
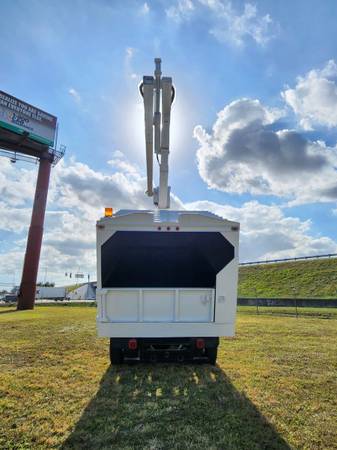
(196, 338), (205, 350)
(128, 338), (138, 350)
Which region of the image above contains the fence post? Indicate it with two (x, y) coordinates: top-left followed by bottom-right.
(254, 287), (259, 315)
(292, 287), (298, 318)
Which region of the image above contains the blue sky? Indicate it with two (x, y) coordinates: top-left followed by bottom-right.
(1, 0), (337, 286)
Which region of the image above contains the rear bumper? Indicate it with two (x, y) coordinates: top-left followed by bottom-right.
(97, 321), (234, 338)
(111, 337), (219, 363)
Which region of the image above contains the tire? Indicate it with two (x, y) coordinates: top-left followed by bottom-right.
(109, 340), (123, 365)
(207, 347), (217, 365)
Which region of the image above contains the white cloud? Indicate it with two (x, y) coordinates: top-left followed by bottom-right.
(111, 150), (125, 158)
(166, 0), (276, 47)
(185, 200), (337, 261)
(0, 158), (36, 205)
(125, 47), (139, 80)
(125, 47), (134, 59)
(0, 202), (31, 233)
(140, 2), (150, 15)
(194, 98), (337, 203)
(203, 0), (274, 47)
(282, 60), (337, 129)
(166, 0), (194, 23)
(68, 87), (81, 103)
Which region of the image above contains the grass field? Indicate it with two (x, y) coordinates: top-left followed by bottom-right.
(0, 306), (336, 450)
(239, 257), (337, 298)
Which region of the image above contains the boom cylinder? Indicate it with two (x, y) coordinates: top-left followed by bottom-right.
(154, 58), (162, 156)
(17, 156), (52, 310)
(142, 77), (155, 196)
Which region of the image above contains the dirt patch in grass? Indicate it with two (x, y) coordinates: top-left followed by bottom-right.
(0, 307), (336, 449)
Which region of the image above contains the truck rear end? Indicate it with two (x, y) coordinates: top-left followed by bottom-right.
(96, 209), (239, 364)
(35, 286), (66, 301)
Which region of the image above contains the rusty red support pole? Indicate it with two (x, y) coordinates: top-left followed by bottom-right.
(17, 156), (52, 310)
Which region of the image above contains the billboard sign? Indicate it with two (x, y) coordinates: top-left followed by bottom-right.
(0, 90), (57, 147)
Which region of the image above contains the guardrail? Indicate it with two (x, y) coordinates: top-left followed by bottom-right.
(239, 253), (337, 266)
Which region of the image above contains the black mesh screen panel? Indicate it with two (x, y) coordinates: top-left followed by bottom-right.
(101, 231), (234, 288)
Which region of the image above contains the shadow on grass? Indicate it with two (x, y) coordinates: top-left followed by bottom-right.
(62, 364), (290, 450)
(0, 308), (17, 315)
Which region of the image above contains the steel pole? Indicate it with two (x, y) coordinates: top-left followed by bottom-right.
(17, 156), (52, 310)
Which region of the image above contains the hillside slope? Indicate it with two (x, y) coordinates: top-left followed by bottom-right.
(238, 257), (337, 298)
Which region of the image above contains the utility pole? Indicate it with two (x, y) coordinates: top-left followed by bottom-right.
(17, 154), (53, 310)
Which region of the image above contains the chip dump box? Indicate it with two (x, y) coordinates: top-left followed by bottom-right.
(96, 209), (239, 364)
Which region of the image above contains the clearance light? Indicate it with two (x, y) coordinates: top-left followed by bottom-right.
(128, 338), (138, 350)
(105, 207), (113, 217)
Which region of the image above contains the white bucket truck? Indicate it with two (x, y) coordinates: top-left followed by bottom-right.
(96, 60), (239, 364)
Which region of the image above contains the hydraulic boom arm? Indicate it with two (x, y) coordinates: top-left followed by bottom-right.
(140, 58), (175, 209)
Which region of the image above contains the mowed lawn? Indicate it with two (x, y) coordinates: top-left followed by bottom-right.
(0, 307), (336, 450)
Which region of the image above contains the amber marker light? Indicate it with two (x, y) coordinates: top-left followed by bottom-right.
(105, 207), (113, 217)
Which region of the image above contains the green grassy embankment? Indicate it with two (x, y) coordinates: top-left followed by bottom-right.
(1, 306), (336, 449)
(238, 257), (337, 298)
